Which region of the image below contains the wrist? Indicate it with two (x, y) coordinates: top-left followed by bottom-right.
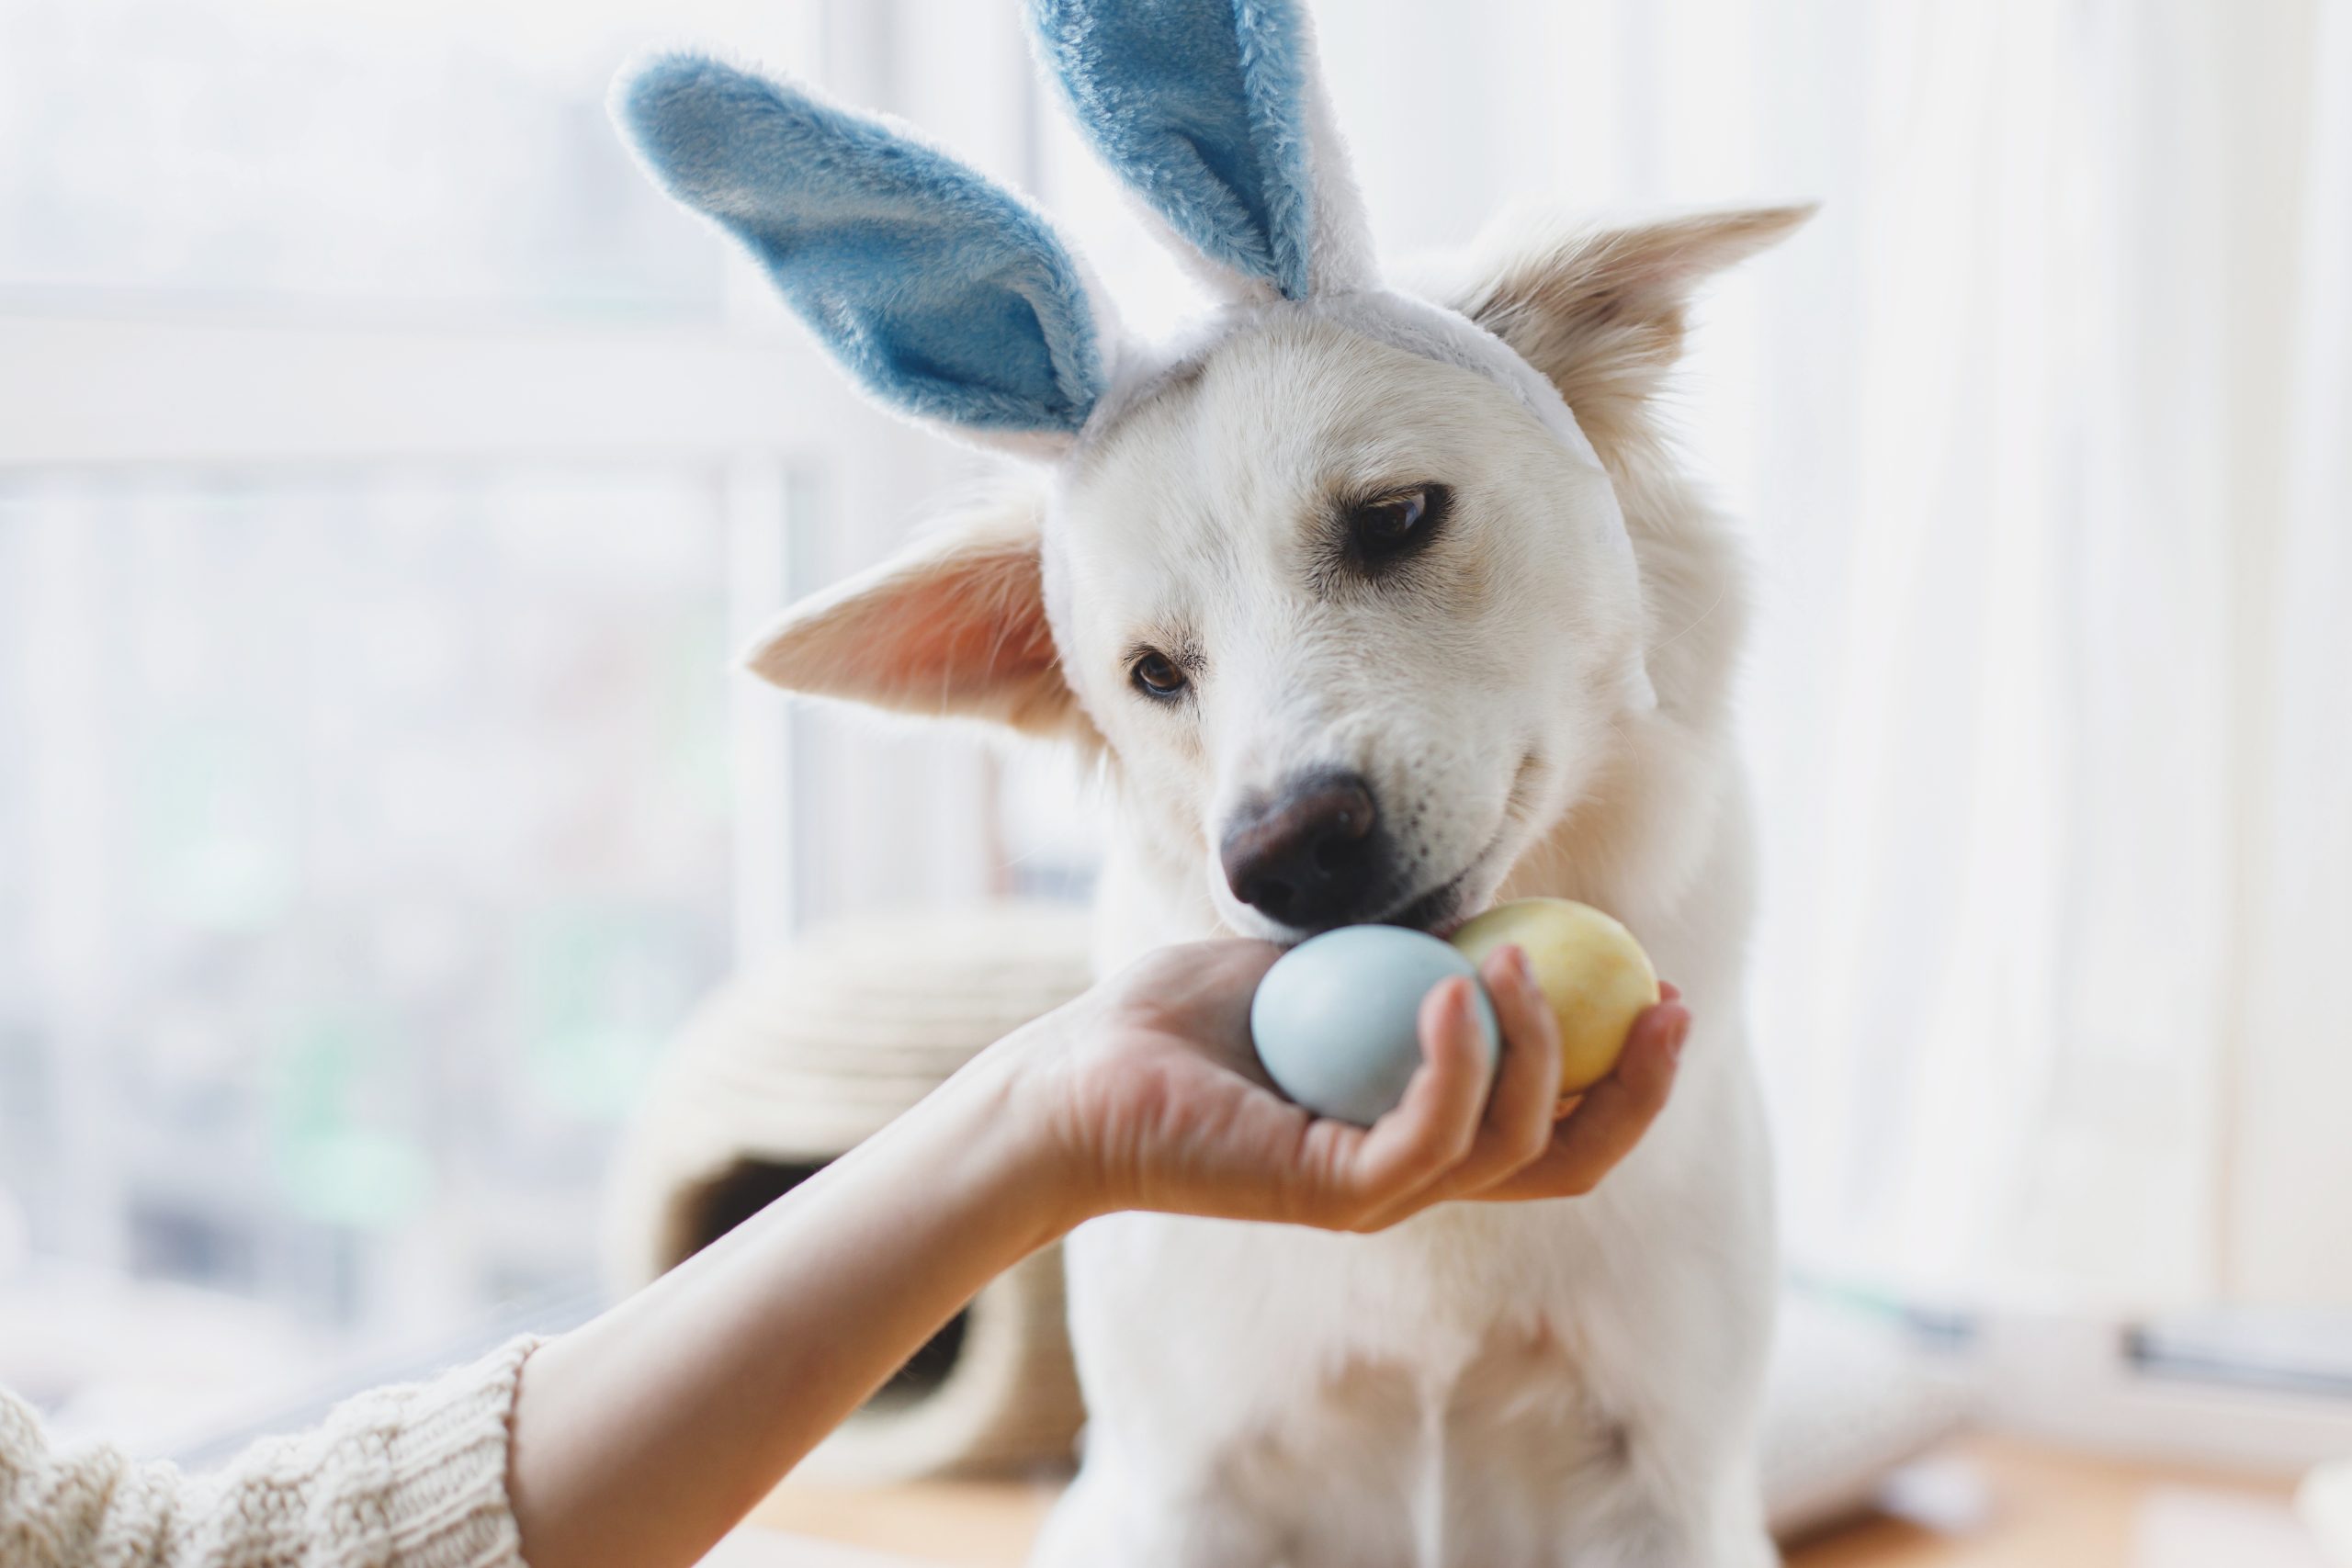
(962, 1006), (1116, 1240)
(938, 1017), (1103, 1250)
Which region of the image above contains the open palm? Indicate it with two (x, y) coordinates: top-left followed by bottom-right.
(1018, 938), (1690, 1233)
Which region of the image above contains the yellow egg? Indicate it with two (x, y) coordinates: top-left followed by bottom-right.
(1450, 898), (1658, 1095)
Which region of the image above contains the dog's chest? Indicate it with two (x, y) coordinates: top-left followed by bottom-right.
(1061, 1195), (1684, 1557)
(1067, 1196), (1636, 1409)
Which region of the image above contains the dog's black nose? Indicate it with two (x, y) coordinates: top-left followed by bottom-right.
(1220, 770), (1389, 930)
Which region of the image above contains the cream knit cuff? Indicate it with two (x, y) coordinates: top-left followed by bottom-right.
(362, 1334), (543, 1568)
(172, 1331), (545, 1568)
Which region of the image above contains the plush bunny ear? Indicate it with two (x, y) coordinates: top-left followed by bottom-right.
(616, 54), (1108, 453)
(1029, 0), (1376, 303)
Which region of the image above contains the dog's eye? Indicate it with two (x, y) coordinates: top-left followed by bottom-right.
(1130, 650), (1188, 700)
(1345, 484), (1450, 567)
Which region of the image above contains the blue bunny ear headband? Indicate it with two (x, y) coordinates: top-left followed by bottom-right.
(616, 0), (1655, 711)
(613, 0), (1607, 476)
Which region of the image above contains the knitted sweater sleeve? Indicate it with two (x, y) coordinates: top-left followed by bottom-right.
(0, 1335), (541, 1568)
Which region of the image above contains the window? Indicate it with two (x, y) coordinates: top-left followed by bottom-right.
(2, 468), (732, 1324)
(0, 0), (937, 1450)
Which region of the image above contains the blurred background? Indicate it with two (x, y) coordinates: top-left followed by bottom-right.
(3, 0), (2349, 1553)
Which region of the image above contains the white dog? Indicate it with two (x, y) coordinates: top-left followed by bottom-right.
(617, 4), (1804, 1562)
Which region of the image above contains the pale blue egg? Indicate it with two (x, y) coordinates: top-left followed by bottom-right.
(1250, 925), (1500, 1126)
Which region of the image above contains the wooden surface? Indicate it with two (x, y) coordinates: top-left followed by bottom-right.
(742, 1436), (2309, 1567)
(751, 1476), (1058, 1566)
(1781, 1438), (2302, 1567)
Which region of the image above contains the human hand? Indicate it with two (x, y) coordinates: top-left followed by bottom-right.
(1004, 938), (1690, 1234)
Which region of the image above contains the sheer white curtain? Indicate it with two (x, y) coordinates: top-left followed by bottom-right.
(1716, 0), (2350, 1313)
(1025, 0), (2352, 1310)
(2236, 0), (2352, 1308)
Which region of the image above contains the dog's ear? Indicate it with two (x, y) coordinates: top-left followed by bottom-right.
(741, 490), (1082, 738)
(1029, 0), (1376, 303)
(616, 54), (1109, 457)
(1444, 206), (1815, 431)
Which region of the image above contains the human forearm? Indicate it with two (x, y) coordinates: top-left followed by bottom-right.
(507, 1043), (1071, 1568)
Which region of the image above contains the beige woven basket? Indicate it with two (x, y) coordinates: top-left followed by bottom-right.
(605, 900), (1096, 1482)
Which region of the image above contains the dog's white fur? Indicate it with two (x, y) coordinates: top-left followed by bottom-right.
(750, 204), (1807, 1566)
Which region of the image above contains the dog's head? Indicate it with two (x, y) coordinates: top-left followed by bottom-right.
(617, 0), (1804, 941)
